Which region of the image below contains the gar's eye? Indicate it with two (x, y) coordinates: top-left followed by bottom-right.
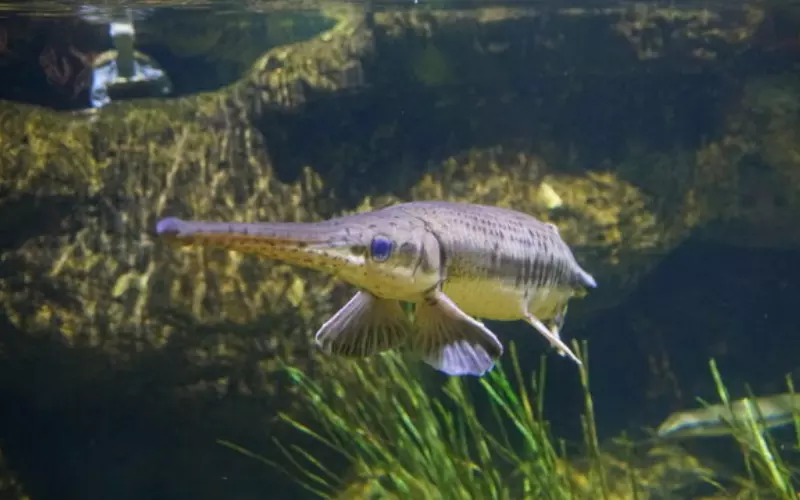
(370, 236), (393, 262)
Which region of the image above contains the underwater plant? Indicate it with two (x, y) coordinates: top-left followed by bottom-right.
(219, 342), (618, 499)
(221, 342), (800, 499)
(700, 360), (800, 500)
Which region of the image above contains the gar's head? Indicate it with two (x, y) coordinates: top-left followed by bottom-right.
(316, 216), (443, 300)
(154, 211), (443, 300)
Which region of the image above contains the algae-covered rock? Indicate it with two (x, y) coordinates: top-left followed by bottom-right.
(559, 442), (719, 500)
(375, 2), (767, 83)
(1, 0), (791, 384)
(334, 440), (720, 500)
(0, 5), (376, 409)
(690, 74), (800, 248)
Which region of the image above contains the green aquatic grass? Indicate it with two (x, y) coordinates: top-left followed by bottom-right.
(219, 343), (800, 499)
(260, 341), (610, 500)
(706, 359), (799, 500)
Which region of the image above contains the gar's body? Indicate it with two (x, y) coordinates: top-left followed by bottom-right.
(155, 200), (597, 376)
(396, 202), (594, 321)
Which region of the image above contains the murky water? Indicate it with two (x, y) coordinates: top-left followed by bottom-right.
(0, 0), (799, 499)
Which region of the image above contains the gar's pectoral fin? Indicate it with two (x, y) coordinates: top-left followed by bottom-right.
(315, 291), (412, 357)
(410, 290), (504, 376)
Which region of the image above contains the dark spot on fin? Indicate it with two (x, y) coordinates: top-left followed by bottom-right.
(315, 291), (411, 357)
(411, 290), (503, 376)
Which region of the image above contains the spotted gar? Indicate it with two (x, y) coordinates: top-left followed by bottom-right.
(155, 201), (597, 376)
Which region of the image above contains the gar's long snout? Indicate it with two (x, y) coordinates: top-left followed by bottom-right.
(155, 217), (359, 273)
